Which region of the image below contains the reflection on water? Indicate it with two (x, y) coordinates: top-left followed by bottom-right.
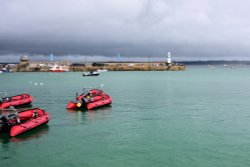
(0, 124), (49, 145)
(87, 105), (112, 121)
(0, 133), (11, 145)
(0, 125), (49, 161)
(11, 124), (49, 142)
(66, 105), (112, 123)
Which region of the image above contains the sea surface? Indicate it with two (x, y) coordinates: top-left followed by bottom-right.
(1, 66), (250, 167)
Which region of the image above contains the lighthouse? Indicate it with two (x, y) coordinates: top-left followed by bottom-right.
(167, 52), (172, 64)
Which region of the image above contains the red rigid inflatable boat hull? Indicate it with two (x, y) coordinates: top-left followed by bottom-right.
(49, 70), (65, 72)
(87, 97), (112, 110)
(90, 96), (103, 102)
(0, 94), (32, 109)
(67, 101), (77, 109)
(66, 89), (112, 110)
(10, 108), (49, 137)
(66, 97), (112, 109)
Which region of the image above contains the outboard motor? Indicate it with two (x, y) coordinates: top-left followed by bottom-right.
(0, 114), (18, 132)
(0, 116), (10, 132)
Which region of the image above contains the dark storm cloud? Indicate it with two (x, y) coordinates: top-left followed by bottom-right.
(1, 0), (250, 61)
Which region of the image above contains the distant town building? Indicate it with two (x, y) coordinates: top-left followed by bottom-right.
(20, 55), (29, 67)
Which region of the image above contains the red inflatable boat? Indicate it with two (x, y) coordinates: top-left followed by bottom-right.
(0, 108), (49, 137)
(0, 94), (32, 109)
(67, 88), (112, 110)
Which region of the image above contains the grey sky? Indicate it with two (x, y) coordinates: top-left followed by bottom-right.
(1, 0), (250, 61)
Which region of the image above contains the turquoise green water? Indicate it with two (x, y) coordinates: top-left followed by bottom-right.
(1, 67), (250, 167)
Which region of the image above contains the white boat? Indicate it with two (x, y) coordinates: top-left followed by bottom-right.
(49, 64), (69, 72)
(97, 69), (108, 72)
(83, 71), (100, 76)
(0, 68), (13, 73)
(0, 71), (3, 74)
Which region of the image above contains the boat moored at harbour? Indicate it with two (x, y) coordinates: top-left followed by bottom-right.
(0, 108), (49, 137)
(83, 71), (100, 76)
(49, 64), (69, 72)
(97, 69), (108, 72)
(67, 88), (112, 110)
(0, 94), (33, 109)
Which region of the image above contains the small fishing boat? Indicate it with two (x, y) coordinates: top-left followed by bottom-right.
(67, 88), (112, 110)
(82, 71), (100, 76)
(49, 64), (69, 72)
(0, 94), (32, 109)
(97, 69), (108, 72)
(0, 67), (13, 73)
(0, 108), (49, 137)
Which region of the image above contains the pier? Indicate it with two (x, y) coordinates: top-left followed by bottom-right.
(2, 55), (186, 72)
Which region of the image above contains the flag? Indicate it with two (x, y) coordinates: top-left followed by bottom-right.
(50, 53), (54, 61)
(116, 52), (121, 62)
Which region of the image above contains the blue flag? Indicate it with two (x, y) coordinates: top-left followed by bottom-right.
(117, 52), (121, 62)
(50, 53), (54, 61)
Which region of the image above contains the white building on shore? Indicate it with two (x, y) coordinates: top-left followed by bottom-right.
(167, 52), (172, 64)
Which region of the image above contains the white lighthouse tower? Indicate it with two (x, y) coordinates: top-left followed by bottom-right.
(167, 52), (172, 64)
